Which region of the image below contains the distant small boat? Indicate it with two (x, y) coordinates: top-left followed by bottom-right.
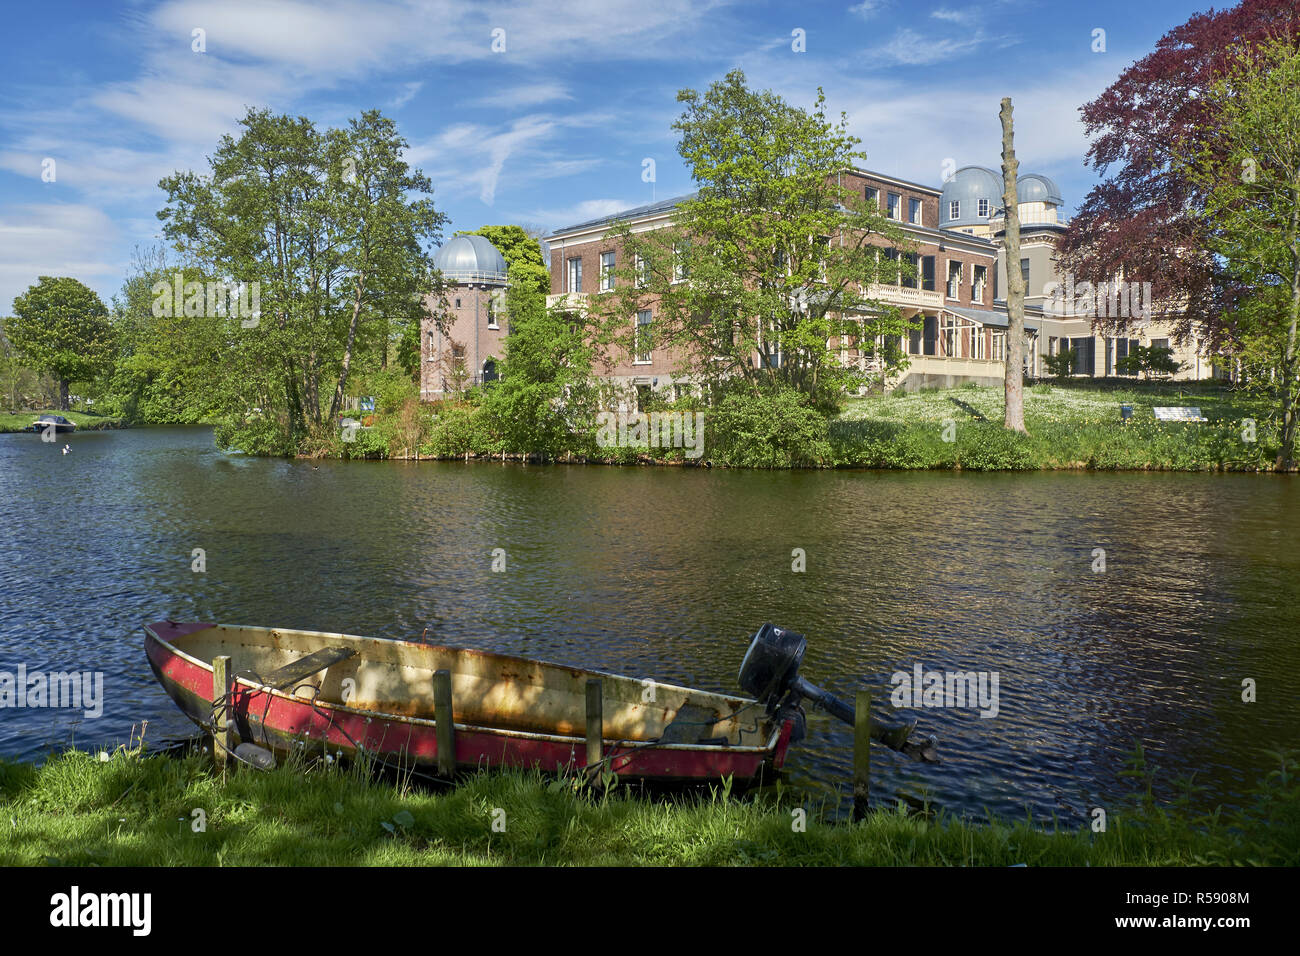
(143, 621), (801, 783)
(30, 414), (75, 434)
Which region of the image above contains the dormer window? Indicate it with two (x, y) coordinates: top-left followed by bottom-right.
(978, 198), (990, 218)
(949, 200), (960, 220)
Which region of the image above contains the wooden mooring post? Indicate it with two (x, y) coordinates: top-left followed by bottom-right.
(212, 655), (232, 769)
(585, 678), (603, 772)
(853, 689), (870, 822)
(433, 669), (456, 777)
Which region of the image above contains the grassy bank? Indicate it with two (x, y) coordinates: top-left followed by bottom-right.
(831, 380), (1280, 471)
(0, 409), (128, 433)
(1, 744), (1295, 866)
(319, 379), (1284, 472)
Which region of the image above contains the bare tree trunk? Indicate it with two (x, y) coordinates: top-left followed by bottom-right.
(1000, 97), (1028, 434)
(329, 274), (366, 422)
(58, 378), (69, 411)
(1277, 188), (1300, 471)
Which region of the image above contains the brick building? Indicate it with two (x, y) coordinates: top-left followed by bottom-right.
(540, 163), (1208, 401)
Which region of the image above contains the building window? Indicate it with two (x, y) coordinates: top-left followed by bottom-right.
(992, 331), (1006, 361)
(673, 243), (689, 282)
(1020, 257), (1030, 287)
(634, 254), (648, 288)
(567, 257), (582, 293)
(865, 187), (879, 209)
(972, 327), (986, 359)
(883, 247), (900, 285)
(887, 192), (901, 220)
(455, 298), (461, 308)
(600, 251), (616, 291)
(487, 294), (500, 329)
(909, 198), (922, 224)
(978, 198), (989, 218)
(947, 261), (962, 299)
(972, 264), (987, 302)
(949, 200), (960, 221)
(921, 255), (935, 292)
(902, 252), (919, 289)
(634, 309), (652, 363)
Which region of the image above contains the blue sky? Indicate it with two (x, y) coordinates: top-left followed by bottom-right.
(1, 0), (1215, 313)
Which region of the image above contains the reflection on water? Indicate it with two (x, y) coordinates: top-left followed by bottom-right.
(1, 425), (1296, 820)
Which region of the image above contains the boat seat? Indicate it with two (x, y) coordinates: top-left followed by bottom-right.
(259, 646), (358, 691)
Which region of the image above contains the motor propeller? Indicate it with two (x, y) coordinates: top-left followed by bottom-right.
(739, 622), (938, 763)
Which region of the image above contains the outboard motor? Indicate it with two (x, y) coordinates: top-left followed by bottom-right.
(739, 622), (938, 762)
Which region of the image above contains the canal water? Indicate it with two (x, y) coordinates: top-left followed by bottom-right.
(1, 425), (1296, 820)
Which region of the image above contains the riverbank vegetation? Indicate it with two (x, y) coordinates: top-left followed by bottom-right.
(1, 744), (1295, 866)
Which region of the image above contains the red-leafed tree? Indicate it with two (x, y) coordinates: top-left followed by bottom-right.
(1058, 0), (1300, 350)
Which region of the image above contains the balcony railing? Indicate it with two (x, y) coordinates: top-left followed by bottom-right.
(865, 284), (943, 309)
(546, 292), (590, 312)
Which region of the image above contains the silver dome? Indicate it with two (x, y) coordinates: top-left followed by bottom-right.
(433, 234), (508, 285)
(940, 166), (1003, 228)
(1016, 173), (1062, 206)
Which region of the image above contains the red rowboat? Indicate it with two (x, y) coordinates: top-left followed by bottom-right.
(144, 620), (797, 783)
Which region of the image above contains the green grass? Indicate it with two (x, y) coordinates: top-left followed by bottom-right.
(0, 409), (127, 433)
(833, 380), (1280, 471)
(1, 742), (1295, 866)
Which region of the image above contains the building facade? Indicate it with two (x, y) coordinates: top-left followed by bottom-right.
(421, 234), (509, 401)
(539, 163), (1208, 402)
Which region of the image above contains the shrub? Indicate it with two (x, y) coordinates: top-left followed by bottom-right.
(707, 387), (831, 467)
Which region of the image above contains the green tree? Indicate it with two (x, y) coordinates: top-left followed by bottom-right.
(457, 225), (550, 302)
(9, 276), (114, 409)
(158, 107), (444, 453)
(478, 283), (596, 459)
(598, 69), (916, 411)
(1186, 38), (1300, 469)
(1043, 347), (1077, 381)
(1115, 344), (1181, 379)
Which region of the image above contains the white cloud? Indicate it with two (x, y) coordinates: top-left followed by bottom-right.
(0, 204), (122, 313)
(848, 1), (890, 18)
(472, 82), (573, 110)
(525, 198), (640, 232)
(869, 27), (1017, 65)
(390, 81), (423, 109)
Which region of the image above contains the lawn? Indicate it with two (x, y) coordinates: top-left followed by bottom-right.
(0, 409), (127, 433)
(832, 379), (1280, 471)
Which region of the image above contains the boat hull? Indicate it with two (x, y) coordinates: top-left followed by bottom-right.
(144, 621), (794, 784)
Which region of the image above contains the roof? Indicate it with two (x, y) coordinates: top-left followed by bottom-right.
(547, 193), (695, 238)
(945, 304), (1041, 332)
(433, 234), (508, 284)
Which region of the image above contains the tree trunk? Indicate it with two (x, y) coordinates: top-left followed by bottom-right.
(1000, 97), (1028, 434)
(329, 274), (366, 422)
(1276, 183), (1300, 471)
(58, 378), (69, 411)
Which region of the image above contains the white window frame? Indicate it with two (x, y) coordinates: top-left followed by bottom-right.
(600, 251), (616, 292)
(887, 192), (901, 220)
(566, 257), (582, 293)
(946, 260), (963, 300)
(909, 197), (922, 224)
(949, 199), (960, 221)
(977, 198), (989, 218)
(634, 309), (652, 364)
(972, 264), (987, 302)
